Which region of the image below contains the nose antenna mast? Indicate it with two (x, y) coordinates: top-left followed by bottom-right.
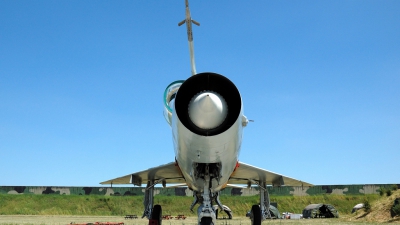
(178, 0), (200, 76)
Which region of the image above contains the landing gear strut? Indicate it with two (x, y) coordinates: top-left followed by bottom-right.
(190, 164), (223, 225)
(198, 171), (216, 225)
(249, 180), (271, 225)
(143, 179), (164, 225)
(191, 163), (232, 225)
(143, 180), (154, 219)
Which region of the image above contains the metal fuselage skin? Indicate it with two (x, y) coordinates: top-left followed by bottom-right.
(172, 107), (243, 192)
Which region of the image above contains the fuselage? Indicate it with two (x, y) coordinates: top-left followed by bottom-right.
(172, 106), (243, 192)
(164, 72), (246, 193)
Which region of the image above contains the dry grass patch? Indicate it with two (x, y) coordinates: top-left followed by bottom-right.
(349, 189), (400, 223)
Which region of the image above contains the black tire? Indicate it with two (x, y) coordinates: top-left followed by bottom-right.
(151, 205), (162, 225)
(215, 209), (218, 219)
(251, 205), (261, 225)
(200, 217), (214, 225)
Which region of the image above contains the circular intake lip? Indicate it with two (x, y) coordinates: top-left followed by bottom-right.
(188, 91), (228, 130)
(174, 72), (242, 136)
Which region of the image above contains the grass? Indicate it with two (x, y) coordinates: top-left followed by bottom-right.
(347, 189), (400, 223)
(0, 194), (143, 216)
(1, 192), (398, 224)
(0, 194), (380, 217)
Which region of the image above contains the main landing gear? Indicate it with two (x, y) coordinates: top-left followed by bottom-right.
(143, 179), (164, 225)
(249, 181), (271, 225)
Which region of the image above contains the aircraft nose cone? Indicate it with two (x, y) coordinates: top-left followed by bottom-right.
(188, 91), (228, 130)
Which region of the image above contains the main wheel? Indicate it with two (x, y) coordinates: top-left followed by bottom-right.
(251, 205), (261, 225)
(151, 205), (162, 225)
(200, 217), (214, 225)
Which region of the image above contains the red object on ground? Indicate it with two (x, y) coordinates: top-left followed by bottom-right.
(149, 219), (158, 225)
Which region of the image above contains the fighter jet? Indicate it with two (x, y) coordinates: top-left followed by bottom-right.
(101, 1), (312, 225)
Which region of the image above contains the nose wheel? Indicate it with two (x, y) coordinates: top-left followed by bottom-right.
(200, 217), (214, 225)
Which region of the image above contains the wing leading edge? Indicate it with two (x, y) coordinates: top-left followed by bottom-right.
(100, 161), (312, 187)
(100, 162), (185, 186)
(229, 162), (313, 187)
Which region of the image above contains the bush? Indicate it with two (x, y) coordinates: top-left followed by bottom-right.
(379, 187), (386, 196)
(363, 200), (371, 213)
(392, 204), (400, 217)
(392, 185), (398, 191)
(386, 189), (392, 197)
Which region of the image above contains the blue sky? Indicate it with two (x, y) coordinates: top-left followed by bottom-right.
(1, 0), (399, 187)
